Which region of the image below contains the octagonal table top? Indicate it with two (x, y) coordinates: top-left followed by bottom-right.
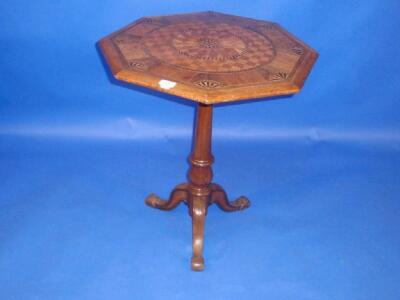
(98, 11), (318, 104)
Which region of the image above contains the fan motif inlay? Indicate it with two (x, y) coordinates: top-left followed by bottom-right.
(100, 11), (318, 103)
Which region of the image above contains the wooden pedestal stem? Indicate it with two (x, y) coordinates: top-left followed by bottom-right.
(188, 103), (214, 197)
(145, 103), (250, 271)
(188, 104), (213, 270)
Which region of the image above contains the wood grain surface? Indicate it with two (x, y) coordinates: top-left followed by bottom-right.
(99, 11), (318, 104)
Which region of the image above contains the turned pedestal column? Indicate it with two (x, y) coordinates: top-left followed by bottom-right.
(145, 103), (250, 271)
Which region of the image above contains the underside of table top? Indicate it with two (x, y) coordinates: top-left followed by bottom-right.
(99, 11), (318, 104)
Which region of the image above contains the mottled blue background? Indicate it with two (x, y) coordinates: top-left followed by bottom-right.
(1, 1), (399, 299)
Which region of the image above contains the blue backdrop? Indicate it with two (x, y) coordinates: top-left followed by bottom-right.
(1, 1), (399, 299)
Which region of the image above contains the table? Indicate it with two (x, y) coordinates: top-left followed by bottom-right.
(98, 11), (318, 271)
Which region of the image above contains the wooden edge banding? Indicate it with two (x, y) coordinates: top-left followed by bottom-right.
(115, 69), (211, 103)
(273, 23), (319, 54)
(98, 38), (125, 75)
(204, 83), (300, 103)
(116, 68), (301, 104)
(272, 23), (319, 90)
(98, 13), (318, 104)
(291, 51), (319, 90)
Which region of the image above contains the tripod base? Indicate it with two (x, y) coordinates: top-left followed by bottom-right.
(145, 183), (250, 271)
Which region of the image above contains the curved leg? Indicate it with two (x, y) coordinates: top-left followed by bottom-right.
(145, 183), (189, 210)
(190, 197), (207, 271)
(210, 183), (250, 212)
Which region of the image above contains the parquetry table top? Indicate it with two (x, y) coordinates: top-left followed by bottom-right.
(99, 11), (318, 104)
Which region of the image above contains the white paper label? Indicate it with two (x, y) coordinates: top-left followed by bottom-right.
(158, 79), (176, 90)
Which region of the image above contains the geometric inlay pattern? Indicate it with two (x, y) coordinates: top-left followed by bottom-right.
(143, 21), (276, 73)
(99, 11), (318, 104)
